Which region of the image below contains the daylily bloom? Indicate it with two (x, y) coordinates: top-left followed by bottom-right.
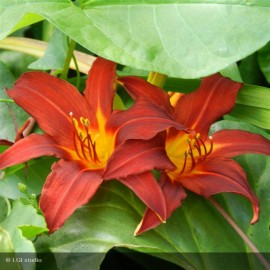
(0, 57), (186, 233)
(119, 74), (270, 235)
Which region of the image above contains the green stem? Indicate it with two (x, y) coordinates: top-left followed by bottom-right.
(209, 198), (270, 270)
(0, 37), (95, 74)
(147, 71), (167, 88)
(72, 52), (81, 89)
(60, 38), (76, 80)
(0, 99), (14, 103)
(4, 197), (11, 217)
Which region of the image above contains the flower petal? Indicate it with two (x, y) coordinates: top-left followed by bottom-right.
(174, 74), (242, 137)
(107, 100), (186, 144)
(103, 132), (175, 180)
(211, 129), (270, 158)
(118, 171), (167, 223)
(179, 158), (259, 224)
(7, 72), (92, 146)
(119, 76), (174, 114)
(135, 173), (187, 235)
(39, 160), (103, 233)
(84, 57), (117, 124)
(0, 134), (65, 170)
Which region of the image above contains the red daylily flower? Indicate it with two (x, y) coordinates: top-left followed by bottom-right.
(0, 57), (186, 233)
(119, 74), (270, 235)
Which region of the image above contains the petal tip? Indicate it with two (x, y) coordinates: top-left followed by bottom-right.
(250, 203), (260, 225)
(134, 220), (143, 236)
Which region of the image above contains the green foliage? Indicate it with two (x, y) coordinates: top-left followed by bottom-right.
(28, 29), (68, 71)
(0, 198), (48, 270)
(1, 0), (270, 78)
(0, 1), (270, 270)
(258, 42), (270, 84)
(35, 148), (270, 269)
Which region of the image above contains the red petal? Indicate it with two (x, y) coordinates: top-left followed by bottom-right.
(211, 129), (270, 157)
(84, 57), (116, 123)
(179, 158), (259, 224)
(135, 173), (187, 235)
(174, 74), (242, 137)
(103, 133), (175, 179)
(118, 171), (167, 222)
(119, 76), (174, 114)
(107, 100), (186, 145)
(7, 72), (92, 146)
(0, 134), (65, 170)
(39, 160), (103, 233)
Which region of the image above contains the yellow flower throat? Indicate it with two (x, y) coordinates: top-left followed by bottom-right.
(69, 112), (109, 167)
(166, 131), (213, 180)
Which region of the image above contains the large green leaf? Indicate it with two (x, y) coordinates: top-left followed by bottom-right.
(231, 84), (270, 129)
(0, 157), (56, 200)
(35, 125), (270, 270)
(28, 28), (68, 70)
(1, 0), (270, 78)
(258, 42), (270, 84)
(0, 60), (33, 142)
(0, 198), (48, 270)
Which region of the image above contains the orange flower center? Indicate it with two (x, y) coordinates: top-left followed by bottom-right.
(166, 131), (213, 181)
(69, 112), (113, 169)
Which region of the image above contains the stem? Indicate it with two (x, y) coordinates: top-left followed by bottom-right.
(147, 71), (167, 88)
(0, 37), (96, 74)
(0, 99), (14, 103)
(72, 52), (81, 89)
(60, 38), (76, 80)
(209, 198), (270, 270)
(4, 197), (11, 217)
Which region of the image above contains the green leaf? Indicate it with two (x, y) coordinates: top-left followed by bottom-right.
(0, 157), (56, 200)
(230, 104), (270, 130)
(210, 119), (270, 139)
(0, 61), (30, 142)
(4, 12), (44, 38)
(36, 144), (270, 270)
(1, 1), (270, 78)
(28, 28), (68, 70)
(230, 84), (270, 129)
(0, 198), (48, 270)
(0, 196), (8, 223)
(258, 42), (270, 84)
(0, 227), (13, 252)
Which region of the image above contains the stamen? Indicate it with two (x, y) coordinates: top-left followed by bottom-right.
(187, 140), (196, 172)
(70, 113), (84, 160)
(178, 132), (215, 175)
(198, 137), (207, 159)
(207, 136), (213, 156)
(69, 112), (101, 164)
(179, 151), (188, 175)
(194, 137), (202, 156)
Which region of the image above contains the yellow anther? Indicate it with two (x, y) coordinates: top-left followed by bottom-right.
(196, 133), (201, 139)
(80, 117), (90, 127)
